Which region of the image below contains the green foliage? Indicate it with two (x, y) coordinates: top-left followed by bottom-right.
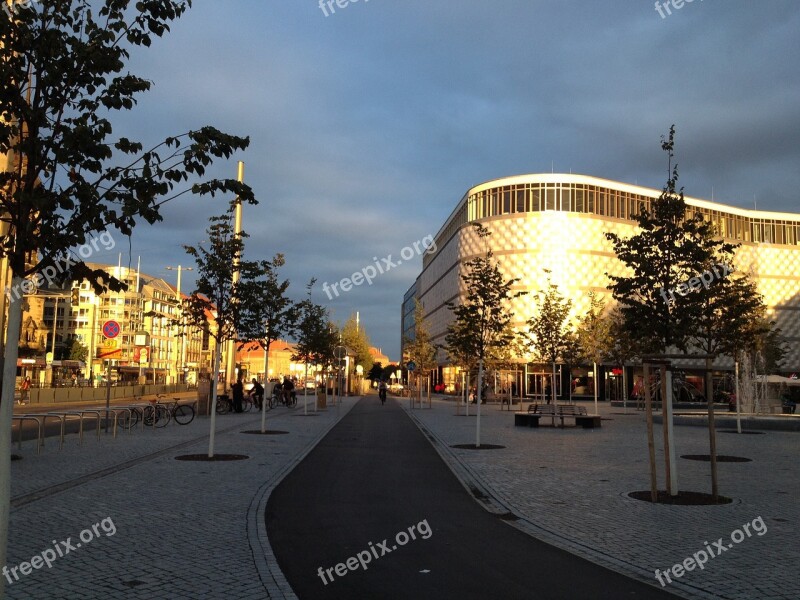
(0, 0), (254, 291)
(752, 321), (788, 373)
(605, 126), (737, 354)
(367, 362), (384, 381)
(403, 299), (437, 375)
(574, 291), (610, 365)
(381, 363), (401, 382)
(688, 262), (769, 360)
(605, 306), (640, 366)
(238, 253), (296, 354)
(339, 315), (373, 372)
(526, 272), (573, 364)
(182, 211), (250, 345)
(57, 335), (88, 362)
(292, 281), (336, 367)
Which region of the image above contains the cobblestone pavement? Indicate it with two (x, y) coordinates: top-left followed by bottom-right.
(402, 398), (798, 600)
(6, 397), (357, 599)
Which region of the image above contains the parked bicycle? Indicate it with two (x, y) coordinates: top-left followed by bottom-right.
(157, 394), (196, 425)
(126, 395), (195, 427)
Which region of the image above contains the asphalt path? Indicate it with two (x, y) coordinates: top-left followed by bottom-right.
(266, 397), (681, 600)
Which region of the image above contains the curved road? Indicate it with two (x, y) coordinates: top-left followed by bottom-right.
(266, 397), (680, 600)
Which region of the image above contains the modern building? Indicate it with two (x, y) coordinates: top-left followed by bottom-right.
(404, 173), (800, 399)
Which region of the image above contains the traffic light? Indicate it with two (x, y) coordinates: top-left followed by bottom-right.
(70, 288), (80, 304)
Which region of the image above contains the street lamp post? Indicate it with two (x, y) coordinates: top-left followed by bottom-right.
(166, 265), (193, 385)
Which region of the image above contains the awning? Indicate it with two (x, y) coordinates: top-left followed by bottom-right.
(17, 358), (46, 367)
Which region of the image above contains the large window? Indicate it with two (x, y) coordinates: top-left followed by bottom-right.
(464, 181), (800, 245)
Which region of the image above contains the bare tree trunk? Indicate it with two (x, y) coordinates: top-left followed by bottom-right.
(476, 360), (484, 447)
(644, 363), (657, 502)
(0, 276), (24, 596)
(705, 357), (718, 501)
(208, 343), (222, 457)
(660, 364), (672, 495)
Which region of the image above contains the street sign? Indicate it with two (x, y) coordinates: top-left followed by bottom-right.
(102, 320), (120, 339)
(97, 347), (122, 359)
(45, 351), (53, 366)
(407, 361), (416, 372)
(104, 339), (118, 349)
(334, 345), (347, 360)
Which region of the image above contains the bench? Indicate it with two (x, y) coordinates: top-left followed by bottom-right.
(514, 403), (601, 428)
(514, 403), (556, 427)
(556, 404), (602, 428)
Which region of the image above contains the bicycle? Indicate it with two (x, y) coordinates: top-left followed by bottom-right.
(216, 393), (250, 414)
(269, 386), (296, 408)
(249, 391), (265, 411)
(216, 395), (232, 414)
(156, 394), (196, 425)
(143, 399), (170, 428)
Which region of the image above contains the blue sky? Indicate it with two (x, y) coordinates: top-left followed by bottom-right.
(100, 0), (800, 361)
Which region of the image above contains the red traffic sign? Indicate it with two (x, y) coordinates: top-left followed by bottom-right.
(102, 320), (121, 339)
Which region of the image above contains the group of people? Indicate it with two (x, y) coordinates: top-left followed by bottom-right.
(229, 376), (295, 413)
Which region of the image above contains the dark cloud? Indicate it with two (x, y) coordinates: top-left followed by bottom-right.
(111, 0), (800, 359)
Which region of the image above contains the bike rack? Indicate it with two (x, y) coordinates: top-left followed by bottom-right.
(55, 410), (104, 445)
(11, 415), (44, 454)
(22, 413), (68, 450)
(53, 412), (83, 445)
(125, 403), (151, 431)
(105, 407), (134, 436)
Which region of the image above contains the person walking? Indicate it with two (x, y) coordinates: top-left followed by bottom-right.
(19, 376), (31, 405)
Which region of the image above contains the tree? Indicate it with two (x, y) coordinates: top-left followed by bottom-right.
(381, 363), (401, 383)
(57, 335), (88, 362)
(182, 211), (251, 457)
(526, 272), (573, 404)
(339, 314), (373, 373)
(445, 224), (525, 446)
(574, 292), (611, 407)
(751, 320), (787, 374)
(238, 254), (296, 432)
(605, 306), (640, 409)
(403, 299), (437, 402)
(605, 126), (735, 355)
(367, 362), (384, 382)
(292, 281), (335, 414)
(0, 1), (253, 582)
(605, 126), (739, 501)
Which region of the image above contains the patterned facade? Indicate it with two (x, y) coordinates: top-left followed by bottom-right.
(405, 173), (800, 383)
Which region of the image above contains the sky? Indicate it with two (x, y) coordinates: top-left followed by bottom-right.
(94, 0), (800, 361)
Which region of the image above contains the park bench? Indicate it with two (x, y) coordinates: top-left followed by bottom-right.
(556, 404), (601, 428)
(514, 403), (556, 427)
(514, 403), (602, 428)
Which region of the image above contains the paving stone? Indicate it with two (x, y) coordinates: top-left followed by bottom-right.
(402, 400), (798, 600)
(7, 402), (351, 599)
